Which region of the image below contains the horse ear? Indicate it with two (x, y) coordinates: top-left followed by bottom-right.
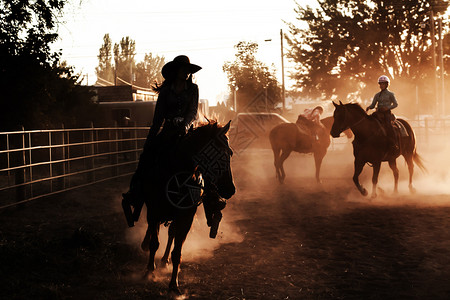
(332, 101), (338, 107)
(339, 100), (343, 105)
(223, 120), (231, 133)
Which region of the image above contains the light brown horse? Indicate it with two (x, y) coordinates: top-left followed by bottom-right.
(330, 101), (426, 197)
(269, 115), (352, 183)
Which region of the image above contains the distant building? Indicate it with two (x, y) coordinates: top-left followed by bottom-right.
(93, 85), (157, 102)
(90, 86), (208, 127)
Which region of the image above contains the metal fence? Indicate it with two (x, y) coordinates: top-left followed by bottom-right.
(0, 125), (149, 209)
(0, 117), (447, 209)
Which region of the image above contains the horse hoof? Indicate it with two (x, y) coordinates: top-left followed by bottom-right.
(361, 188), (368, 196)
(409, 186), (416, 194)
(143, 269), (155, 280)
(160, 259), (170, 268)
(169, 285), (182, 296)
(371, 193), (377, 199)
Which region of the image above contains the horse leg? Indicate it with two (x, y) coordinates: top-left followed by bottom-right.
(144, 220), (160, 274)
(371, 161), (381, 198)
(404, 154), (416, 193)
(169, 213), (195, 295)
(161, 222), (175, 267)
(278, 149), (292, 184)
(272, 147), (281, 182)
(353, 158), (368, 196)
(313, 151), (325, 184)
(388, 159), (399, 194)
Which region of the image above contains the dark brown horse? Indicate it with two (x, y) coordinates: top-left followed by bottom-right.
(269, 115), (352, 183)
(330, 101), (425, 197)
(139, 121), (235, 294)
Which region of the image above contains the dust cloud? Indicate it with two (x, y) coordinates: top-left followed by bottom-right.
(122, 123), (450, 275)
(122, 201), (245, 263)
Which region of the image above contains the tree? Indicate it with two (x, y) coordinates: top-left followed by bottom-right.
(96, 34), (114, 84)
(134, 53), (165, 88)
(113, 36), (136, 84)
(223, 41), (281, 112)
(95, 35), (165, 88)
(0, 0), (96, 130)
(285, 0), (449, 116)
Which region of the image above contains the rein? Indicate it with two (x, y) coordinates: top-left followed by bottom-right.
(341, 105), (366, 132)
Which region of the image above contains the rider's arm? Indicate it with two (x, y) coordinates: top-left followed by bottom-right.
(367, 94), (378, 110)
(148, 91), (166, 138)
(389, 92), (398, 110)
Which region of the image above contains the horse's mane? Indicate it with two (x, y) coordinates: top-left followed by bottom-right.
(344, 103), (369, 118)
(185, 119), (229, 145)
(192, 119), (220, 133)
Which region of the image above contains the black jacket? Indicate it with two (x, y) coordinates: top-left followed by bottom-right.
(148, 82), (199, 138)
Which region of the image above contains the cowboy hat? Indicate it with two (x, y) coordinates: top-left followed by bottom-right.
(161, 55), (202, 79)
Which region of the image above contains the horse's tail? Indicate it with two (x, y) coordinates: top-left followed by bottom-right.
(398, 118), (427, 173)
(413, 150), (427, 173)
(269, 128), (279, 159)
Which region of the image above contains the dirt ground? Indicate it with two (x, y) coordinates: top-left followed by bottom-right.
(2, 143), (450, 299)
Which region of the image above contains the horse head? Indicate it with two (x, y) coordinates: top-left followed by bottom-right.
(190, 120), (235, 200)
(331, 101), (366, 138)
(330, 101), (348, 138)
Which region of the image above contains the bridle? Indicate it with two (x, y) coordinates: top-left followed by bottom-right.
(192, 130), (233, 197)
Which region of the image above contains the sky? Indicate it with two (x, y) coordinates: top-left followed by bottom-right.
(53, 0), (317, 105)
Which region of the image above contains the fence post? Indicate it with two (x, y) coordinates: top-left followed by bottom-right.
(53, 124), (65, 191)
(132, 122), (138, 162)
(13, 126), (26, 201)
(112, 121), (118, 176)
(86, 122), (95, 182)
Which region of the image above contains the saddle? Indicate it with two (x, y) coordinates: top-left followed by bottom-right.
(393, 120), (409, 137)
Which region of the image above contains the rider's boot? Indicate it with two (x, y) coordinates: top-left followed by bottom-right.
(209, 211), (222, 239)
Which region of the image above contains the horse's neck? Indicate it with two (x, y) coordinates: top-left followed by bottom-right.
(348, 110), (373, 139)
(181, 128), (218, 161)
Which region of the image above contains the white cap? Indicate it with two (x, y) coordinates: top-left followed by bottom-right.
(378, 75), (390, 83)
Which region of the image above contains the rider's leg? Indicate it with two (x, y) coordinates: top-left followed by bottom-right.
(122, 141), (157, 227)
(384, 112), (398, 152)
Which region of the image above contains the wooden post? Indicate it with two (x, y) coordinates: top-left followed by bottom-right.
(13, 126), (26, 201)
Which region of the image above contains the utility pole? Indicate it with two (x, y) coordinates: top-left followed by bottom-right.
(438, 16), (445, 116)
(430, 11), (439, 116)
(280, 29), (286, 113)
(114, 58), (117, 86)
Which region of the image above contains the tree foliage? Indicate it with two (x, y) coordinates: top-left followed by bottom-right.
(285, 0), (449, 115)
(0, 0), (96, 130)
(134, 53), (165, 89)
(113, 36), (136, 84)
(95, 34), (165, 88)
(223, 41), (281, 112)
(96, 34), (114, 84)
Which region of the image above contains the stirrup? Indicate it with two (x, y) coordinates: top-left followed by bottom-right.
(122, 194), (134, 227)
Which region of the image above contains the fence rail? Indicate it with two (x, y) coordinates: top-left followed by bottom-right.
(0, 125), (149, 209)
(0, 117), (447, 210)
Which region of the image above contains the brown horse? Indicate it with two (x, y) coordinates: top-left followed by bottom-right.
(139, 121), (235, 294)
(269, 115), (352, 183)
(330, 101), (426, 197)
